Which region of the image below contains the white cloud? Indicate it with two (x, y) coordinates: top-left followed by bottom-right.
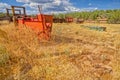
(16, 0), (54, 3)
(81, 7), (98, 12)
(16, 0), (30, 3)
(0, 3), (10, 12)
(88, 3), (92, 6)
(0, 0), (98, 14)
(16, 0), (81, 14)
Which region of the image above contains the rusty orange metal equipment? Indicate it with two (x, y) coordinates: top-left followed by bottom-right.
(18, 14), (53, 40)
(8, 5), (53, 40)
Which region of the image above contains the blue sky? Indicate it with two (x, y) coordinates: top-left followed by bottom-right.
(70, 0), (120, 9)
(0, 0), (120, 14)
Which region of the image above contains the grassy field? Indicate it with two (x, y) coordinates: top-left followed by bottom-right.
(0, 21), (120, 80)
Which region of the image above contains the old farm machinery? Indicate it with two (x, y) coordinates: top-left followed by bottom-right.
(53, 17), (84, 23)
(53, 17), (74, 23)
(7, 5), (53, 40)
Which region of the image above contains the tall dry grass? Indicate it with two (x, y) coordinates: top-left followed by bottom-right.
(0, 22), (120, 80)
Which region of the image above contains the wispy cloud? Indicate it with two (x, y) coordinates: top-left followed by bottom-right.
(0, 3), (10, 12)
(88, 3), (92, 6)
(16, 0), (81, 14)
(0, 0), (99, 14)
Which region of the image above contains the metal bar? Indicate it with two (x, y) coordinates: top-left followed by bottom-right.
(38, 5), (42, 14)
(6, 8), (9, 16)
(11, 6), (25, 9)
(7, 8), (22, 16)
(19, 10), (21, 15)
(11, 6), (15, 16)
(11, 6), (17, 26)
(23, 7), (26, 15)
(38, 5), (45, 35)
(6, 8), (21, 16)
(7, 9), (21, 12)
(11, 5), (26, 15)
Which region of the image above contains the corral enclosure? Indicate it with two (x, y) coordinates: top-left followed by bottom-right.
(0, 21), (120, 80)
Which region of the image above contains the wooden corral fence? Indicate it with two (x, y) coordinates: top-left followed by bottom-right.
(0, 17), (12, 25)
(0, 16), (12, 22)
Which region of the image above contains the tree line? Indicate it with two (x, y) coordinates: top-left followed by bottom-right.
(0, 13), (6, 17)
(0, 9), (120, 24)
(53, 9), (120, 24)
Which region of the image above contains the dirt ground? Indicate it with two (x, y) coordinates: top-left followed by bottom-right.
(0, 21), (120, 80)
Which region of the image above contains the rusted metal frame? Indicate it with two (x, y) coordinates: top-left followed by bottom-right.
(38, 5), (42, 14)
(11, 6), (26, 15)
(23, 7), (26, 15)
(11, 6), (25, 9)
(11, 6), (16, 26)
(6, 8), (22, 16)
(38, 5), (45, 34)
(11, 6), (26, 26)
(6, 8), (9, 16)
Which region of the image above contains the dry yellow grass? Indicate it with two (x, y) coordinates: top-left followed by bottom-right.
(0, 21), (120, 80)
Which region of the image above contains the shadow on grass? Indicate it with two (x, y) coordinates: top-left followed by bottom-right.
(39, 35), (83, 46)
